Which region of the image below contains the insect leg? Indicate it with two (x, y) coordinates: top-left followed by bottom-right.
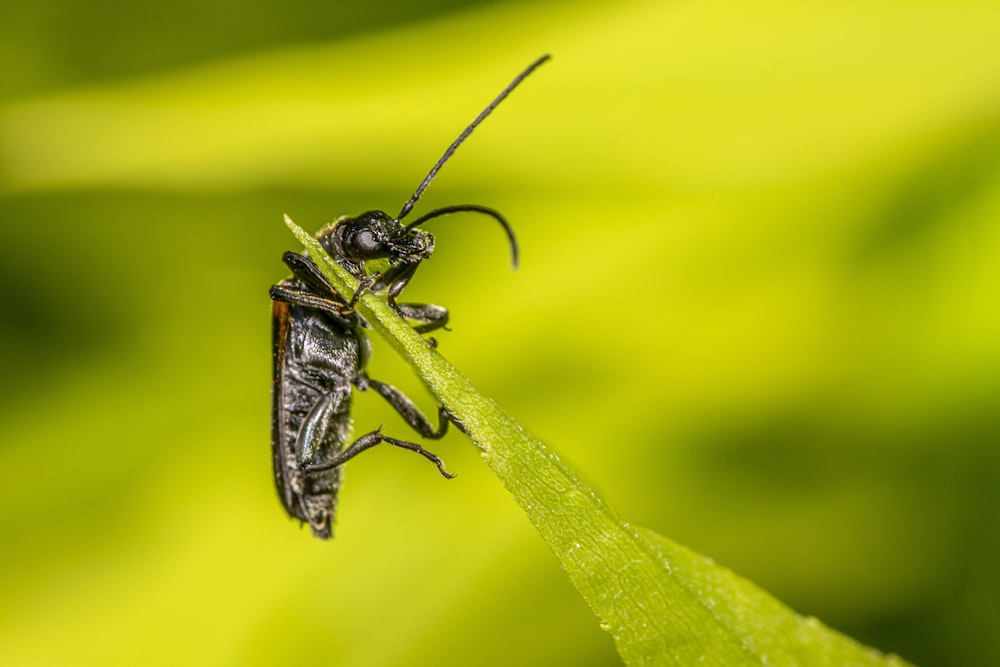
(345, 271), (380, 311)
(281, 252), (351, 303)
(283, 252), (390, 318)
(269, 284), (357, 329)
(395, 303), (449, 334)
(379, 263), (451, 333)
(295, 393), (338, 462)
(363, 377), (455, 439)
(305, 428), (455, 479)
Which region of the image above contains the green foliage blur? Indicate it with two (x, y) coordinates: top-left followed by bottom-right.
(2, 1), (998, 665)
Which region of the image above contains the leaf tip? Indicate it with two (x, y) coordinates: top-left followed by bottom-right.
(283, 214), (313, 248)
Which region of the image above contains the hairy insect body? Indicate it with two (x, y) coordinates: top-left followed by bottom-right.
(271, 259), (460, 539)
(270, 55), (549, 539)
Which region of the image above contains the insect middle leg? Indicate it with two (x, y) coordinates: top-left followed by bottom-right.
(361, 376), (458, 439)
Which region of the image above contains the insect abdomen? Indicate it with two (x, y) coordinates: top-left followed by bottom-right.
(272, 296), (362, 538)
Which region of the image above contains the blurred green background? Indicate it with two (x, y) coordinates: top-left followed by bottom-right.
(2, 0), (999, 665)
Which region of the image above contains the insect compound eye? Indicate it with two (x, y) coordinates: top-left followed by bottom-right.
(352, 229), (382, 258)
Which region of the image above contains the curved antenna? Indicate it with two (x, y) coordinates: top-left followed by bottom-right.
(395, 54), (551, 222)
(405, 204), (518, 269)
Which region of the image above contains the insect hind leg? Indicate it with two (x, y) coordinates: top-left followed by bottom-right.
(304, 428), (455, 479)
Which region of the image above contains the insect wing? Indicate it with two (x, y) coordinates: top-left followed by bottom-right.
(271, 299), (298, 515)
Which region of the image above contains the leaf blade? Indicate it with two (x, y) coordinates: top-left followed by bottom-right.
(284, 215), (911, 667)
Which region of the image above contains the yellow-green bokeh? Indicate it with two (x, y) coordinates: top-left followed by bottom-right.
(2, 1), (999, 665)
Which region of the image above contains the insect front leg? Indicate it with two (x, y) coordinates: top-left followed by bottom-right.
(304, 428), (454, 479)
(380, 263), (450, 333)
(345, 271), (381, 312)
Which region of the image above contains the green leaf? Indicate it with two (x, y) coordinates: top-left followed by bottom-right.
(285, 214), (912, 667)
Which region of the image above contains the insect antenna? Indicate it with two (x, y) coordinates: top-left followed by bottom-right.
(404, 204), (519, 268)
(395, 54), (551, 223)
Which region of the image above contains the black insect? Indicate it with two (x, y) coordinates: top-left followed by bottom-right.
(270, 55), (550, 538)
